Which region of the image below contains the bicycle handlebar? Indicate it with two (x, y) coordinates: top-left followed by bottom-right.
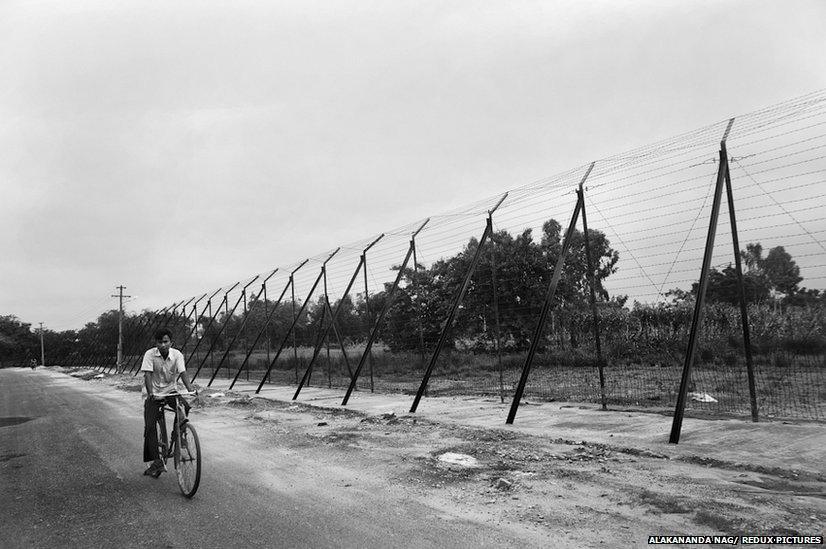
(152, 391), (198, 400)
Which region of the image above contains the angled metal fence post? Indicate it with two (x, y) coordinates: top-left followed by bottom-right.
(670, 119), (735, 444)
(181, 300), (196, 356)
(102, 313), (138, 372)
(196, 299), (214, 371)
(180, 288), (221, 370)
(294, 236), (384, 399)
(324, 298), (351, 378)
(115, 313), (145, 371)
(82, 329), (105, 370)
(342, 220), (429, 405)
(171, 295), (197, 334)
(207, 272), (275, 386)
(723, 151), (759, 422)
(410, 199), (504, 413)
(202, 277), (261, 385)
(178, 294), (208, 356)
(196, 276), (259, 386)
(577, 166), (608, 411)
(103, 303), (132, 369)
(257, 263), (327, 394)
(90, 323), (113, 370)
(190, 284), (238, 380)
(90, 301), (130, 371)
(229, 267), (298, 390)
(506, 169), (590, 424)
(104, 313), (139, 373)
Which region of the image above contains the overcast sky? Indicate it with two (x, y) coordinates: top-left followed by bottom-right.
(2, 0), (825, 331)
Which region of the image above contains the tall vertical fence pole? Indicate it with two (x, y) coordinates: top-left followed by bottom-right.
(577, 166), (607, 411)
(179, 288), (221, 372)
(178, 294), (208, 356)
(342, 219), (429, 405)
(257, 259), (329, 394)
(228, 268), (297, 390)
(360, 235), (385, 392)
(411, 195), (506, 413)
(207, 272), (275, 386)
(190, 284), (238, 380)
(487, 195), (508, 403)
(320, 249), (341, 387)
(263, 284), (271, 365)
(724, 153), (759, 422)
(507, 165), (592, 424)
(670, 119), (735, 444)
(295, 255), (363, 399)
(197, 276), (259, 385)
(293, 236), (382, 399)
(291, 272), (299, 384)
(411, 236), (427, 379)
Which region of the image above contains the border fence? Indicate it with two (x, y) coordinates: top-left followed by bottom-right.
(34, 90), (826, 439)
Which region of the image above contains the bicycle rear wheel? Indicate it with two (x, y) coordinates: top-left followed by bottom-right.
(175, 423), (201, 498)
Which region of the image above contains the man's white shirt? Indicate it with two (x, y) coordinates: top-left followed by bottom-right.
(140, 347), (186, 399)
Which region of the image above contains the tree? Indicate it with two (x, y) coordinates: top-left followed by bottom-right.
(739, 242), (802, 297)
(691, 265), (771, 305)
(380, 219), (620, 352)
(762, 246), (802, 296)
(0, 315), (39, 362)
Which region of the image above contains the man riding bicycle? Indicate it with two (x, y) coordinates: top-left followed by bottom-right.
(141, 328), (196, 478)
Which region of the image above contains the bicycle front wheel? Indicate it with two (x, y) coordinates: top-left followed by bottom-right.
(175, 423), (201, 498)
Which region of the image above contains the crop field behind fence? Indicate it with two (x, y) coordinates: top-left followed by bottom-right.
(47, 90), (826, 425)
(190, 347), (826, 421)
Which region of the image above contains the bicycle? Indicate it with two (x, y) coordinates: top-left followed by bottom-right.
(154, 391), (201, 498)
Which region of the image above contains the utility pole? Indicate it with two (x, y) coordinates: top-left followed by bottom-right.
(111, 285), (132, 373)
(39, 322), (45, 367)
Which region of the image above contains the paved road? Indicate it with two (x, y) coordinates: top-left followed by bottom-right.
(0, 368), (528, 549)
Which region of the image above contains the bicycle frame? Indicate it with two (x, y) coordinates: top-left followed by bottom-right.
(155, 395), (187, 467)
(151, 390), (201, 498)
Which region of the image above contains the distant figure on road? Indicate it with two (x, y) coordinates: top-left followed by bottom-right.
(140, 328), (196, 478)
(30, 358), (37, 370)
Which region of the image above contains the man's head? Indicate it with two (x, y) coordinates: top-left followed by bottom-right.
(153, 328), (173, 357)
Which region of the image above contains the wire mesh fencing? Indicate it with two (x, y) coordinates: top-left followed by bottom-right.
(62, 90), (826, 423)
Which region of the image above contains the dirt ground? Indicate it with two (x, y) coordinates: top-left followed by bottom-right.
(64, 367), (824, 546)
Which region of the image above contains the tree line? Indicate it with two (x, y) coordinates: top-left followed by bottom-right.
(2, 220), (822, 367)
